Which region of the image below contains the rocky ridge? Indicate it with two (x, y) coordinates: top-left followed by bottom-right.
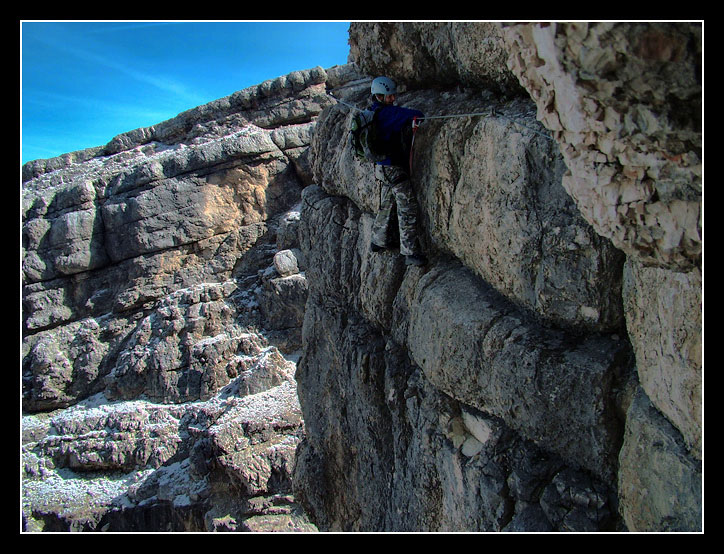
(21, 66), (334, 531)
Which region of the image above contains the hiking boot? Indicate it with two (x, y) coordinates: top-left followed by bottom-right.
(405, 254), (428, 267)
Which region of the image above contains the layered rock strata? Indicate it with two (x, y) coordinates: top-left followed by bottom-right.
(21, 21), (702, 534)
(291, 22), (702, 532)
(498, 23), (703, 531)
(22, 67), (330, 532)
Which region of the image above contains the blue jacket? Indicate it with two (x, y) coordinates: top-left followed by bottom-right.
(371, 101), (424, 167)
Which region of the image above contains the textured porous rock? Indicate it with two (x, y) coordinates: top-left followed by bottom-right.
(499, 22), (701, 272)
(22, 67), (328, 532)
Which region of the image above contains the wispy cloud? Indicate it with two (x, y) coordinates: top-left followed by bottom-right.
(23, 87), (183, 129)
(82, 22), (182, 34)
(23, 24), (207, 106)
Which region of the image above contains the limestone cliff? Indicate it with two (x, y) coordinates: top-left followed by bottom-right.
(291, 22), (701, 532)
(22, 67), (330, 531)
(21, 22), (702, 533)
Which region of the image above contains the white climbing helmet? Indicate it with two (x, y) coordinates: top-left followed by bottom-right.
(371, 76), (397, 96)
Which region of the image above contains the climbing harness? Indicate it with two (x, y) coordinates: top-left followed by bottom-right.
(409, 116), (420, 175)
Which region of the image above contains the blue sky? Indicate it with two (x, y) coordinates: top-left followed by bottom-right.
(21, 21), (351, 164)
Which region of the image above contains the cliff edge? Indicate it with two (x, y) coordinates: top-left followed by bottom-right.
(291, 22), (701, 532)
(22, 67), (329, 531)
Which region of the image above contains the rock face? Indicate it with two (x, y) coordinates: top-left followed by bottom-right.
(22, 67), (329, 532)
(291, 22), (702, 532)
(500, 23), (701, 273)
(22, 22), (702, 534)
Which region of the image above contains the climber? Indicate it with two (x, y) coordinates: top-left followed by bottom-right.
(367, 76), (428, 267)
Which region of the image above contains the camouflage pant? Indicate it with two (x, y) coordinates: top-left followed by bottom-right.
(371, 164), (421, 257)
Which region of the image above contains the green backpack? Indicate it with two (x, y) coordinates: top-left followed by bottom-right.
(350, 107), (389, 162)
